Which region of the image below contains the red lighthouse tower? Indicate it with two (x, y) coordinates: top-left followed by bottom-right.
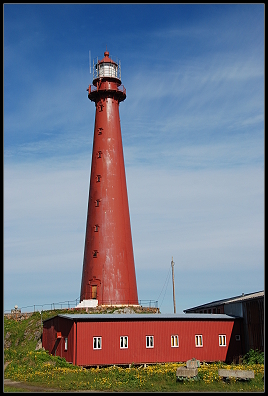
(79, 50), (139, 307)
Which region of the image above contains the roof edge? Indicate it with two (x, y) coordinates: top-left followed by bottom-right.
(49, 313), (237, 321)
(183, 290), (264, 312)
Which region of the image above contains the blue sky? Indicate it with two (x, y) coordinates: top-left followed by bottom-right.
(4, 4), (264, 313)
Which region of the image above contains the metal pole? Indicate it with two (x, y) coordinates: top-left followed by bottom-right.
(171, 257), (176, 314)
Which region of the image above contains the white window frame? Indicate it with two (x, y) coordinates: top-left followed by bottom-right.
(120, 336), (128, 349)
(64, 337), (68, 351)
(146, 335), (154, 348)
(219, 334), (226, 346)
(93, 336), (102, 350)
(171, 335), (179, 348)
(195, 334), (203, 347)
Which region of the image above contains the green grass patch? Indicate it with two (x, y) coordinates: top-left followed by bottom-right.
(4, 385), (31, 392)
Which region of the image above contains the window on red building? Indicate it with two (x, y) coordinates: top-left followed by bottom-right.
(93, 337), (102, 349)
(120, 336), (128, 349)
(146, 335), (154, 348)
(219, 335), (226, 346)
(195, 334), (203, 347)
(171, 335), (179, 347)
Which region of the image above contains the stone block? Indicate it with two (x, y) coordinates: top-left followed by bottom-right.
(218, 369), (254, 379)
(186, 358), (200, 368)
(176, 367), (198, 378)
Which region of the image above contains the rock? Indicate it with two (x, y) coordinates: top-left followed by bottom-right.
(113, 307), (136, 314)
(35, 340), (44, 350)
(4, 332), (12, 349)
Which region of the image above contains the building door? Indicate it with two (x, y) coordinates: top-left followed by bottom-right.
(91, 285), (97, 299)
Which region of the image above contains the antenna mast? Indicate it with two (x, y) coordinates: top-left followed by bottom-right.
(89, 50), (91, 74)
(171, 257), (176, 313)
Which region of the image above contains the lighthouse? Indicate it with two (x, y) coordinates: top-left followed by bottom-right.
(79, 50), (139, 307)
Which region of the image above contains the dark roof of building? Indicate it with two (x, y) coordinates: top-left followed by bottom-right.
(183, 290), (264, 313)
(43, 312), (236, 323)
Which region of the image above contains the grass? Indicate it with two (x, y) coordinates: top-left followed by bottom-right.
(4, 310), (264, 392)
(4, 386), (32, 393)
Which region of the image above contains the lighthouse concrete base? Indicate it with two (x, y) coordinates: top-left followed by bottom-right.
(76, 299), (98, 308)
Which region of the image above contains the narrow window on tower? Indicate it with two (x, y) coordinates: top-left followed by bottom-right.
(98, 127), (103, 135)
(93, 250), (98, 258)
(94, 224), (99, 232)
(97, 151), (102, 159)
(95, 199), (100, 207)
(98, 103), (104, 112)
(96, 175), (101, 182)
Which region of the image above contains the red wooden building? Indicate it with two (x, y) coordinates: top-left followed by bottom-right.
(42, 313), (243, 366)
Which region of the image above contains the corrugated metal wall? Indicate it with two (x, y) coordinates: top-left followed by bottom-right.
(42, 319), (56, 356)
(42, 317), (74, 363)
(43, 317), (243, 366)
(75, 319), (241, 366)
(243, 298), (264, 352)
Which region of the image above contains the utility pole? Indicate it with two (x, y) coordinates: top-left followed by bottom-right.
(171, 257), (176, 313)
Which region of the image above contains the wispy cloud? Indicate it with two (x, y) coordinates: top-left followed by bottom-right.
(4, 154), (264, 312)
(123, 132), (263, 170)
(128, 164), (263, 311)
(122, 51), (263, 151)
(5, 68), (91, 135)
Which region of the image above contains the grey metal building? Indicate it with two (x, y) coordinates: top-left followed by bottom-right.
(184, 291), (264, 354)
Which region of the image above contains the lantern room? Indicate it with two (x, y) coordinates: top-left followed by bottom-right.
(93, 51), (121, 84)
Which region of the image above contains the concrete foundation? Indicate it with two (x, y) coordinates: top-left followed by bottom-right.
(76, 299), (98, 308)
(218, 369), (254, 379)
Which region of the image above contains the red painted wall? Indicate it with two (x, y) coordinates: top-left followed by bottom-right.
(43, 317), (243, 366)
(76, 319), (241, 366)
(43, 317), (74, 363)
